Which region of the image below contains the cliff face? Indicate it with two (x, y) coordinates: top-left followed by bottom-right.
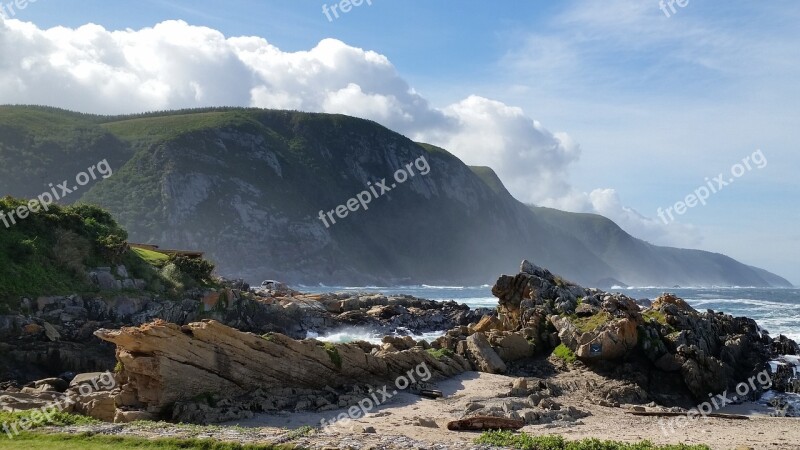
(0, 106), (791, 287)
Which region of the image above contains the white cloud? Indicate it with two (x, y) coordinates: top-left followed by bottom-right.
(0, 16), (689, 247)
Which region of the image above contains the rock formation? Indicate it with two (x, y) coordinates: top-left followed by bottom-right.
(93, 319), (470, 422)
(489, 260), (799, 400)
(0, 275), (485, 383)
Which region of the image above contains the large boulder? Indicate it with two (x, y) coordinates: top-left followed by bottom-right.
(465, 333), (506, 374)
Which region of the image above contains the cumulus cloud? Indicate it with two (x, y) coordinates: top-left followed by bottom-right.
(0, 17), (689, 246)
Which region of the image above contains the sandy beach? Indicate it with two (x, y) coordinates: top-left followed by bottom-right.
(211, 371), (800, 450)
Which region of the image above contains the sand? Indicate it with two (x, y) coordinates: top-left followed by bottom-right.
(224, 371), (800, 450)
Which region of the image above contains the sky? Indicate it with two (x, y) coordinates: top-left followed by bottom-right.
(1, 0), (798, 284)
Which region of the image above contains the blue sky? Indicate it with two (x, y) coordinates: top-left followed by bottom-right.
(5, 0), (799, 283)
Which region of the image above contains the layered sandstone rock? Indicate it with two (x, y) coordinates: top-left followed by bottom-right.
(94, 319), (469, 420)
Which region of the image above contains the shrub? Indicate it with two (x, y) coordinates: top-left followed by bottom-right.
(322, 342), (342, 369)
(53, 229), (91, 275)
(426, 348), (455, 360)
(169, 255), (215, 282)
(552, 343), (577, 364)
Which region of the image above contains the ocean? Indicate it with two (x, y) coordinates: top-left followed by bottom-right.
(300, 285), (800, 342)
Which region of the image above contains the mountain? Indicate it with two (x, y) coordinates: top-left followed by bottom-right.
(0, 105), (791, 287)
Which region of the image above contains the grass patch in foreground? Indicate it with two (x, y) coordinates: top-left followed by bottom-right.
(551, 344), (577, 364)
(476, 430), (710, 450)
(0, 432), (297, 450)
(0, 411), (98, 431)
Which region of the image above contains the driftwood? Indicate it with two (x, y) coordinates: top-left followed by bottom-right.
(418, 389), (443, 399)
(626, 411), (750, 420)
(447, 416), (525, 431)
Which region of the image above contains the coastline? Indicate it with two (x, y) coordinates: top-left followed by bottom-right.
(48, 371), (800, 450)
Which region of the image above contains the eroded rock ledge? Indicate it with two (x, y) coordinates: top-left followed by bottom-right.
(93, 319), (470, 422)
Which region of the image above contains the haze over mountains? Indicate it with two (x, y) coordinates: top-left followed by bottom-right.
(0, 106), (791, 287)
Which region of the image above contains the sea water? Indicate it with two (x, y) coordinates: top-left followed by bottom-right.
(302, 285), (800, 342)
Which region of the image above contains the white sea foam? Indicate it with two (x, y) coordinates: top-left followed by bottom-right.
(307, 327), (446, 345)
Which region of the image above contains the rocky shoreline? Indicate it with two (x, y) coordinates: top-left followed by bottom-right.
(2, 260), (799, 448)
(0, 277), (486, 383)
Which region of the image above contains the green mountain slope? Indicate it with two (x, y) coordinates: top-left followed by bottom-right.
(0, 106), (790, 287)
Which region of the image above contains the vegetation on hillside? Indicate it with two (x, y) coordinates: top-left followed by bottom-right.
(0, 197), (217, 310)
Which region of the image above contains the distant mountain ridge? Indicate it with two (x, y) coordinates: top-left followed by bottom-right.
(0, 105), (791, 287)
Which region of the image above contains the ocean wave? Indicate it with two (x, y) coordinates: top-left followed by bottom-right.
(686, 298), (800, 310)
(306, 328), (446, 344)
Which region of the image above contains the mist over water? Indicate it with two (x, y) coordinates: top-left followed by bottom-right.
(301, 285), (800, 342)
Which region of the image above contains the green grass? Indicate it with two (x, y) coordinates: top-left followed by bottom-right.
(468, 165), (508, 195)
(551, 344), (577, 364)
(0, 411), (99, 431)
(571, 312), (612, 333)
(0, 432), (297, 449)
(131, 247), (170, 267)
(642, 310), (670, 327)
(475, 430), (711, 450)
(426, 348), (455, 360)
(283, 426), (314, 440)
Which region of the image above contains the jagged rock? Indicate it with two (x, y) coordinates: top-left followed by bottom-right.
(1, 287), (484, 384)
(473, 315), (502, 333)
(491, 262), (798, 403)
(70, 390), (117, 422)
(465, 333), (506, 374)
(30, 378), (68, 393)
(43, 322), (60, 342)
(492, 333), (534, 361)
(652, 294), (695, 313)
(95, 319), (466, 420)
(575, 303), (600, 317)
